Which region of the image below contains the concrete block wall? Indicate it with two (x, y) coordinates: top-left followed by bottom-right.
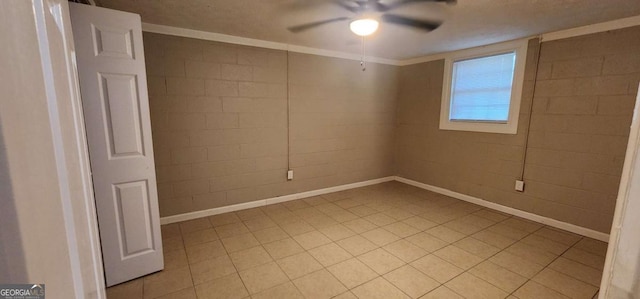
(143, 33), (397, 217)
(144, 25), (639, 233)
(524, 26), (640, 231)
(395, 39), (538, 226)
(395, 26), (640, 233)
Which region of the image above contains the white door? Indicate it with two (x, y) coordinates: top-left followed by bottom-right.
(69, 3), (163, 287)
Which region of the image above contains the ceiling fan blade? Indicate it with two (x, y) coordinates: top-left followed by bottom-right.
(281, 0), (333, 11)
(332, 1), (361, 13)
(381, 14), (441, 31)
(382, 0), (456, 11)
(370, 0), (393, 12)
(287, 17), (351, 33)
(336, 0), (389, 12)
(282, 0), (361, 13)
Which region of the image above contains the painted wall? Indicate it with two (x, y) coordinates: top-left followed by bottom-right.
(143, 33), (398, 217)
(395, 26), (640, 233)
(144, 26), (640, 233)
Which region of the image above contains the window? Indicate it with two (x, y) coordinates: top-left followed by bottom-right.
(440, 40), (528, 134)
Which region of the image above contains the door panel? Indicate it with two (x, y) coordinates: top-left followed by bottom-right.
(70, 3), (163, 287)
(98, 73), (144, 158)
(92, 25), (135, 59)
(114, 180), (153, 257)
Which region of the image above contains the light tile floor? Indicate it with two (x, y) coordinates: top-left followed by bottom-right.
(107, 181), (607, 299)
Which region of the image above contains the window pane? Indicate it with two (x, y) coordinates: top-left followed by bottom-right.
(450, 52), (516, 122)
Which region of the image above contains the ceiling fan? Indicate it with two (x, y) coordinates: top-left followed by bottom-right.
(287, 0), (456, 36)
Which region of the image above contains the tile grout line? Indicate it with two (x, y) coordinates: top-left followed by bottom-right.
(509, 226), (584, 298)
(507, 234), (604, 299)
(220, 199), (350, 297)
(271, 196), (371, 298)
(162, 189), (440, 298)
(503, 225), (576, 298)
(278, 189), (525, 298)
(210, 198), (487, 297)
(409, 188), (604, 297)
(271, 188), (436, 297)
(314, 192), (512, 297)
(416, 210), (585, 297)
(413, 210), (522, 298)
(154, 184), (604, 299)
(205, 216), (253, 298)
(180, 225), (205, 299)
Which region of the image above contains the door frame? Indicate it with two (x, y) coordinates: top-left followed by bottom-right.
(599, 83), (640, 298)
(33, 0), (106, 297)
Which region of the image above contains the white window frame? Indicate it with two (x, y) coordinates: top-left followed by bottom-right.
(440, 39), (528, 134)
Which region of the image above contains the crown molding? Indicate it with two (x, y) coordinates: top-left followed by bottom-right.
(396, 36), (535, 66)
(397, 15), (640, 65)
(141, 23), (401, 66)
(396, 52), (448, 66)
(541, 14), (640, 42)
(142, 14), (640, 67)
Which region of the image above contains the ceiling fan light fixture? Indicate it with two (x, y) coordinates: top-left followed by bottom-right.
(349, 18), (379, 36)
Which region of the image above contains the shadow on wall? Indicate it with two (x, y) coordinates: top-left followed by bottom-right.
(0, 120), (27, 283)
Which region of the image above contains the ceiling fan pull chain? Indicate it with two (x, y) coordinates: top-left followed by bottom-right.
(361, 36), (366, 71)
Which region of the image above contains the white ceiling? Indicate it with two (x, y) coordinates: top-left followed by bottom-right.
(97, 0), (640, 60)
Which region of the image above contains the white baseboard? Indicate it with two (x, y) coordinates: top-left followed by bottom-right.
(160, 175), (610, 242)
(160, 176), (396, 225)
(394, 176), (610, 242)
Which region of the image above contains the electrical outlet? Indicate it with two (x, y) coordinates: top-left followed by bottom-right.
(287, 170), (294, 180)
(515, 180), (525, 192)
